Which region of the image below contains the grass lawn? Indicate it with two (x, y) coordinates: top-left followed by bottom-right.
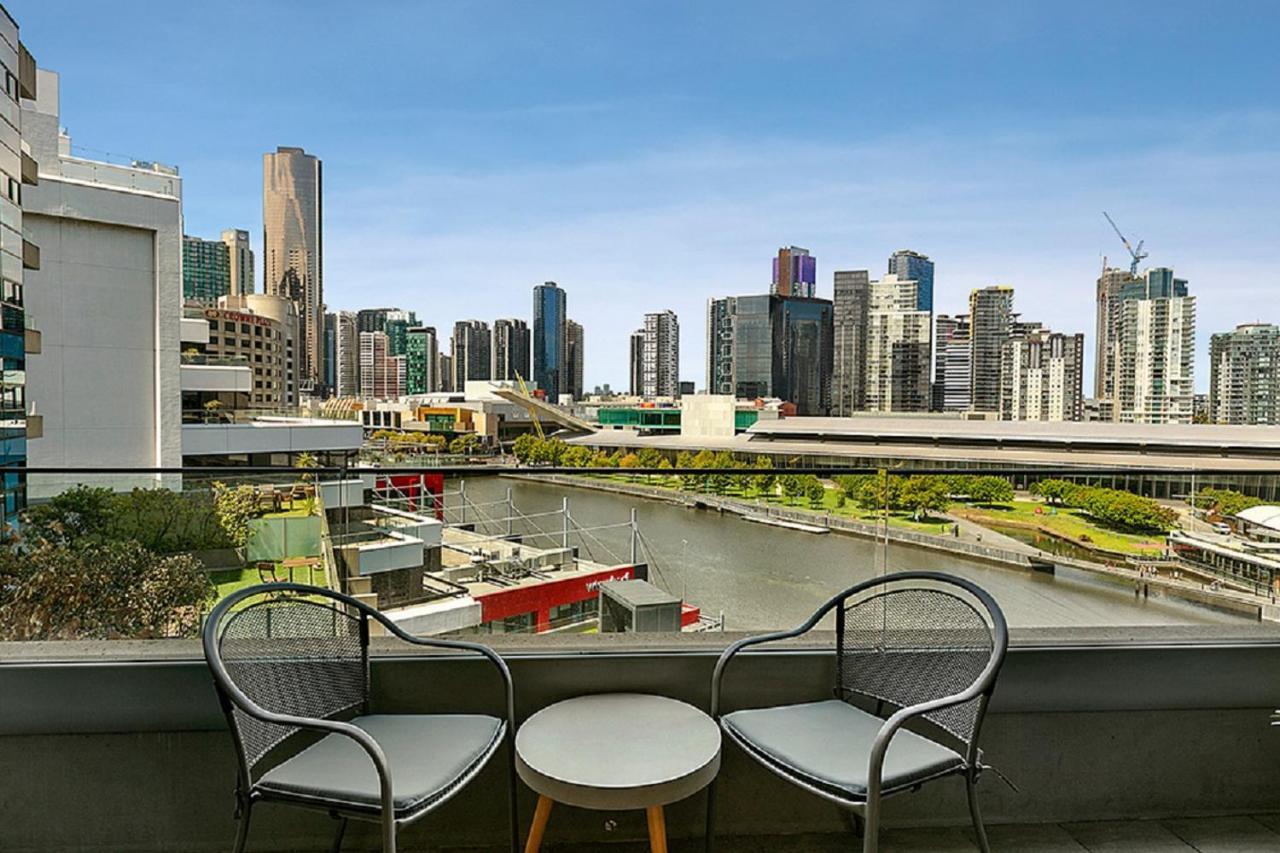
(595, 474), (954, 535)
(951, 500), (1166, 556)
(210, 562), (327, 601)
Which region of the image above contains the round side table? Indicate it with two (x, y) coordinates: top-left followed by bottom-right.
(515, 693), (721, 853)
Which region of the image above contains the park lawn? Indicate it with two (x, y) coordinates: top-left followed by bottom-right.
(598, 473), (953, 535)
(952, 499), (1166, 556)
(210, 563), (327, 601)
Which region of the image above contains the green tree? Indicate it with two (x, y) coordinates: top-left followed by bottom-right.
(804, 476), (827, 508)
(967, 476), (1013, 505)
(513, 433), (539, 464)
(0, 539), (213, 641)
(854, 470), (900, 513)
(212, 481), (261, 548)
(21, 485), (117, 548)
(899, 476), (951, 520)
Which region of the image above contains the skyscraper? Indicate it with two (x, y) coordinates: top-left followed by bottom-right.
(405, 326), (439, 395)
(356, 307), (397, 335)
(1209, 324), (1280, 425)
(437, 353), (454, 393)
(565, 320), (585, 401)
(968, 286), (1015, 413)
(263, 146), (322, 393)
(1093, 266), (1141, 402)
(532, 282), (566, 402)
(221, 228), (254, 296)
(359, 331), (399, 398)
(864, 274), (931, 412)
(999, 330), (1085, 421)
(887, 249), (935, 312)
(710, 294), (833, 414)
(637, 310), (680, 398)
(771, 246), (816, 298)
(334, 310), (359, 397)
(933, 314), (972, 412)
(322, 311), (337, 393)
(492, 318), (531, 381)
(629, 329), (645, 396)
(832, 270), (870, 416)
(181, 235), (231, 304)
(706, 297), (737, 395)
(1113, 268), (1195, 424)
(382, 310), (418, 357)
(451, 320), (492, 390)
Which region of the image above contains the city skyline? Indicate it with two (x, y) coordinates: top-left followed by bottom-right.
(11, 1), (1280, 389)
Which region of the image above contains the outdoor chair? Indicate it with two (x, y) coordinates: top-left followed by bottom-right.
(203, 582), (518, 853)
(707, 571), (1008, 853)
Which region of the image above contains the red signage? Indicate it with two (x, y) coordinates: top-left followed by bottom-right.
(475, 564), (636, 632)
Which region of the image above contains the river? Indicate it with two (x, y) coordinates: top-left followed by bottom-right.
(455, 477), (1242, 630)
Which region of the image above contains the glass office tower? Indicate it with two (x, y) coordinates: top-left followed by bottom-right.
(532, 282), (566, 402)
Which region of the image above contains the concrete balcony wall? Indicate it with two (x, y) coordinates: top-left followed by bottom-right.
(340, 530), (425, 576)
(179, 317), (209, 345)
(181, 419), (363, 457)
(318, 478), (371, 510)
(179, 363), (251, 394)
(2, 633), (1280, 852)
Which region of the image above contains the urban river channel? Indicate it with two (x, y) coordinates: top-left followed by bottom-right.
(454, 476), (1242, 630)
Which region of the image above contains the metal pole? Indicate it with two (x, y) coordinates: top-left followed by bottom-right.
(630, 507), (638, 565)
(562, 496), (570, 549)
(507, 487), (514, 538)
(459, 480), (467, 525)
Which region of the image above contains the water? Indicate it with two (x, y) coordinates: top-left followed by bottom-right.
(456, 477), (1243, 630)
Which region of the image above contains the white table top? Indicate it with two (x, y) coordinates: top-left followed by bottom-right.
(515, 693), (722, 810)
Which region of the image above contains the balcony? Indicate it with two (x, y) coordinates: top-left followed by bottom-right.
(2, 464), (1280, 852)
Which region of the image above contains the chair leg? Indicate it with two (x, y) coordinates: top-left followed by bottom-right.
(329, 815), (348, 853)
(508, 740), (520, 853)
(967, 775), (991, 853)
(704, 775), (718, 853)
(861, 800), (879, 853)
(232, 799), (253, 853)
(381, 811), (396, 853)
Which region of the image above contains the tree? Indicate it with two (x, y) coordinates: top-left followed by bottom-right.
(779, 474), (805, 505)
(513, 433), (539, 464)
(967, 476), (1013, 505)
(1195, 488), (1263, 518)
(0, 539), (213, 641)
(899, 476), (951, 520)
(21, 485), (117, 548)
(212, 481), (260, 548)
(854, 470), (900, 513)
(804, 476), (826, 508)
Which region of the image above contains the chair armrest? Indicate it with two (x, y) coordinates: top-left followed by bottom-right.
(368, 612), (517, 738)
(710, 628), (808, 717)
(216, 680), (396, 819)
(863, 687), (988, 804)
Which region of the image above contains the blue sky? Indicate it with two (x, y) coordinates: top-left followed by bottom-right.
(14, 1), (1280, 391)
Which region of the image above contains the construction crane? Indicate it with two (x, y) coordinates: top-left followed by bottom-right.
(514, 371), (545, 439)
(1103, 211), (1149, 276)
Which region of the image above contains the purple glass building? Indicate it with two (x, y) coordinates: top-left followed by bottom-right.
(771, 246), (816, 298)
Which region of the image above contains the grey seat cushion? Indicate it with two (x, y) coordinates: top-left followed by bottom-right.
(722, 699), (963, 800)
(256, 714), (504, 816)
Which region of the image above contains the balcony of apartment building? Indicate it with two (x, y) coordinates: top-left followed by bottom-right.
(4, 463), (1280, 853)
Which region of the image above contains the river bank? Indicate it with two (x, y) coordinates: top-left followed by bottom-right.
(494, 472), (1278, 623)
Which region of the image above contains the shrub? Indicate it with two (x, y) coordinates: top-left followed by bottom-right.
(0, 539), (213, 640)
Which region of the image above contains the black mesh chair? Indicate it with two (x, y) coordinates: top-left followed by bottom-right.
(707, 571), (1008, 853)
(203, 583), (518, 853)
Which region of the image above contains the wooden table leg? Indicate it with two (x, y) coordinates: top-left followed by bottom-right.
(524, 795), (554, 853)
(646, 805), (667, 853)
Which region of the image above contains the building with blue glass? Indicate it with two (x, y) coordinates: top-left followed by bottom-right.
(532, 281), (566, 402)
(888, 249), (934, 312)
(0, 6), (36, 525)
